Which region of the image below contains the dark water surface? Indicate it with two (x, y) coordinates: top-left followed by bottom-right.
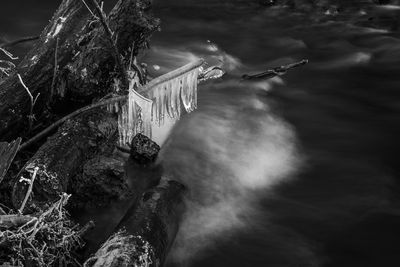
(2, 1), (400, 266)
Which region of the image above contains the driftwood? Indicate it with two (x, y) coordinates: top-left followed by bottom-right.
(84, 178), (185, 267)
(11, 109), (118, 212)
(0, 138), (21, 183)
(0, 0), (159, 141)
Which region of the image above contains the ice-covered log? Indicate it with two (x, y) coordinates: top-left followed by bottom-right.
(118, 59), (203, 145)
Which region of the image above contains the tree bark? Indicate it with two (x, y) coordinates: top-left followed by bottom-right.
(11, 109), (118, 212)
(0, 0), (159, 142)
(84, 177), (185, 267)
(56, 0), (160, 102)
(0, 0), (92, 141)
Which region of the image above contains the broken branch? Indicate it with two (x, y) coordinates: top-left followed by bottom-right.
(18, 166), (39, 215)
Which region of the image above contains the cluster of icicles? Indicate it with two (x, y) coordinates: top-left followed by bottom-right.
(108, 67), (200, 146)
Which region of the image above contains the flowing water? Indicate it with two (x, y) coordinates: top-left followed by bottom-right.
(2, 1), (400, 266)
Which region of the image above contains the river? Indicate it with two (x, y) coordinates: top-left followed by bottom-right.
(1, 1), (400, 266)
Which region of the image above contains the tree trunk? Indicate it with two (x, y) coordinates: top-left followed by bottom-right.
(84, 178), (185, 267)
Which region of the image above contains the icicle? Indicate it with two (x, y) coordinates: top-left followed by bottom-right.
(118, 103), (129, 146)
(129, 87), (153, 138)
(117, 61), (201, 145)
(115, 102), (119, 113)
(181, 69), (198, 113)
(165, 79), (173, 118)
(193, 67), (199, 109)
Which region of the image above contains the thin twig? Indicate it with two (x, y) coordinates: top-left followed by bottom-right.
(0, 36), (39, 49)
(77, 220), (95, 238)
(0, 58), (16, 77)
(50, 38), (59, 99)
(84, 0), (135, 88)
(19, 95), (126, 151)
(0, 47), (18, 60)
(79, 0), (99, 19)
(17, 74), (33, 102)
(18, 167), (39, 215)
(0, 59), (16, 68)
(17, 74), (40, 131)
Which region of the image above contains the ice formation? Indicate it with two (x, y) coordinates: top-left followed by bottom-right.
(147, 67), (199, 126)
(114, 66), (200, 146)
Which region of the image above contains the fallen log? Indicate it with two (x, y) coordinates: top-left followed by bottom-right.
(0, 0), (93, 140)
(69, 133), (161, 210)
(0, 0), (159, 141)
(11, 109), (118, 212)
(70, 133), (163, 259)
(84, 177), (186, 267)
(60, 0), (159, 101)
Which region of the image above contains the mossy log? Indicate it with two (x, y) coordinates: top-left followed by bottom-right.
(84, 178), (186, 267)
(0, 0), (159, 141)
(11, 109), (118, 212)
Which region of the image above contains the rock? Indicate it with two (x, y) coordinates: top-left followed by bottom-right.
(129, 134), (160, 166)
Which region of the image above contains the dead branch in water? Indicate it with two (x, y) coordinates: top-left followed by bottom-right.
(242, 59), (309, 80)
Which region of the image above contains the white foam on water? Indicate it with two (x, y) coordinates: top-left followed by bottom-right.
(159, 85), (301, 264)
